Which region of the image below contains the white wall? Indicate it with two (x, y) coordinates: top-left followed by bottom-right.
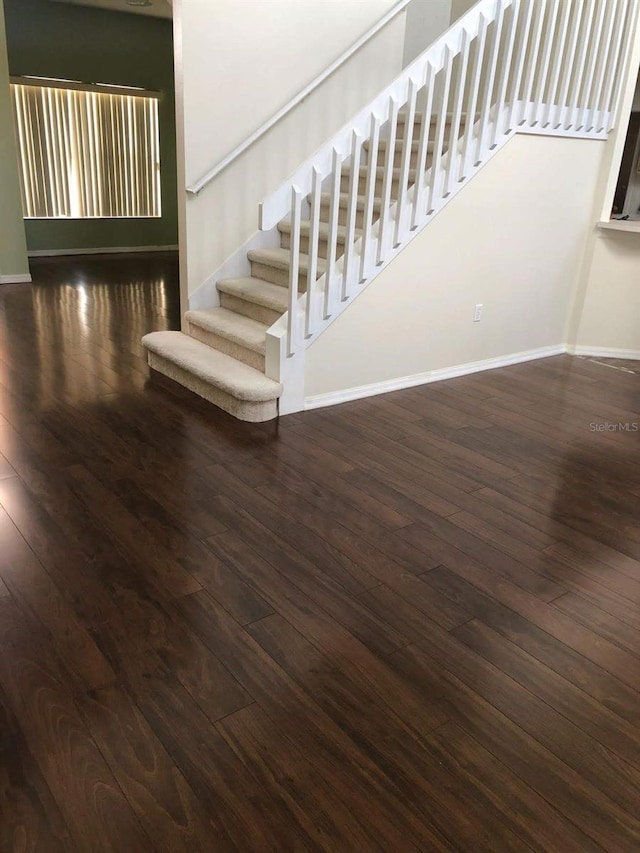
(570, 25), (640, 356)
(305, 134), (606, 401)
(403, 0), (451, 66)
(176, 0), (407, 300)
(572, 233), (640, 353)
(450, 0), (476, 23)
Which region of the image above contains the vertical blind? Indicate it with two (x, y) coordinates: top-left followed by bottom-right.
(10, 82), (162, 219)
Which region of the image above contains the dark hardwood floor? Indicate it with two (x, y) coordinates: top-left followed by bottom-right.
(1, 253), (640, 851)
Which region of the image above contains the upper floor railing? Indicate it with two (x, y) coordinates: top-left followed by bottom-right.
(261, 0), (638, 360)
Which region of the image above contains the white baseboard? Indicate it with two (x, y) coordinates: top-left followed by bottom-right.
(566, 344), (640, 360)
(0, 273), (32, 284)
(304, 344), (567, 411)
(27, 245), (178, 258)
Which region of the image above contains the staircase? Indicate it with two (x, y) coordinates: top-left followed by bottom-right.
(143, 115), (454, 421)
(143, 0), (638, 421)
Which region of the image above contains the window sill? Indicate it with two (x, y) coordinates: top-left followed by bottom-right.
(598, 220), (640, 233)
(24, 216), (163, 221)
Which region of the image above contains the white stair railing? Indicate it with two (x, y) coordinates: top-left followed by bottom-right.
(259, 0), (637, 409)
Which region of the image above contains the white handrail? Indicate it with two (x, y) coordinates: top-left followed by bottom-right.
(186, 0), (411, 197)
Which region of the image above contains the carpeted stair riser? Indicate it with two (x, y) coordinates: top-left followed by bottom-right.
(318, 196), (383, 229)
(340, 166), (417, 198)
(365, 139), (435, 170)
(279, 229), (348, 260)
(396, 118), (440, 141)
(218, 292), (282, 326)
(396, 114), (471, 139)
(186, 321), (265, 371)
(148, 351), (278, 422)
(250, 260), (311, 291)
(249, 247), (327, 289)
(388, 149), (436, 171)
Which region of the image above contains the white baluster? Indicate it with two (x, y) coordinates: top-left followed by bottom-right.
(566, 0), (596, 128)
(552, 0), (584, 129)
(586, 0), (618, 132)
(342, 130), (363, 301)
(542, 0), (572, 127)
(491, 0), (520, 146)
(395, 79), (419, 247)
(461, 15), (488, 180)
(360, 113), (381, 283)
(411, 63), (436, 230)
(576, 0), (606, 130)
(287, 186), (302, 357)
(445, 29), (471, 196)
(429, 47), (454, 213)
(475, 1), (505, 164)
(520, 0), (546, 126)
(323, 148), (342, 320)
(304, 167), (322, 339)
(376, 96), (400, 265)
(506, 0), (534, 133)
(533, 0), (560, 126)
(599, 0), (628, 133)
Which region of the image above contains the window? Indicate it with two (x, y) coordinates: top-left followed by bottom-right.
(10, 80), (162, 219)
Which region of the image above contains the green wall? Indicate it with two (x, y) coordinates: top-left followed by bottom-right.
(0, 0), (29, 278)
(4, 0), (177, 253)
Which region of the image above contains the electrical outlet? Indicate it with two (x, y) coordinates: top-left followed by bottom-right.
(473, 303), (483, 322)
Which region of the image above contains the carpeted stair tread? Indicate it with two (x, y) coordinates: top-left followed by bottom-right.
(185, 307), (267, 354)
(216, 277), (290, 313)
(342, 164), (419, 181)
(277, 219), (360, 243)
(369, 139), (435, 153)
(396, 111), (480, 124)
(142, 331), (282, 401)
(319, 192), (383, 210)
(248, 247), (327, 276)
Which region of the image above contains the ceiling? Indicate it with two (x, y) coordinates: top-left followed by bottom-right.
(50, 0), (172, 19)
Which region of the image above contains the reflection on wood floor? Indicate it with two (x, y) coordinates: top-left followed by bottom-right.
(1, 252), (640, 851)
(0, 253), (179, 408)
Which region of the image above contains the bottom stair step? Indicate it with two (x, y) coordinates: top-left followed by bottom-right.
(185, 307), (267, 370)
(142, 331), (282, 422)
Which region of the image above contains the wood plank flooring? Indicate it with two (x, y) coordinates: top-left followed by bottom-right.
(1, 252), (640, 851)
